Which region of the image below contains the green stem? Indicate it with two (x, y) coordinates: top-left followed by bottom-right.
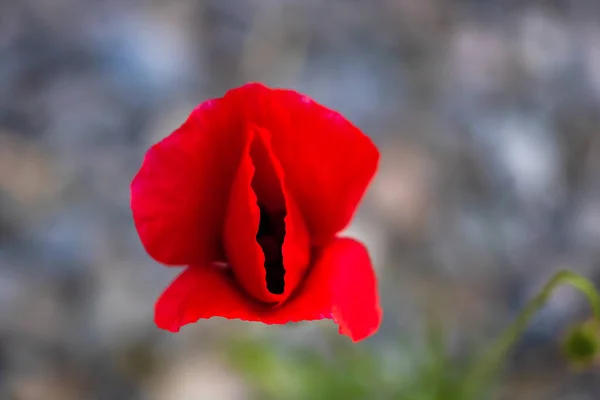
(462, 270), (600, 398)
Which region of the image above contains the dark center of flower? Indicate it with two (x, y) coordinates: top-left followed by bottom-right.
(256, 204), (286, 294)
(249, 132), (288, 296)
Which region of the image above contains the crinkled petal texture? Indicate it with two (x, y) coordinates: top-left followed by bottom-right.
(155, 238), (381, 342)
(265, 89), (380, 244)
(131, 83), (379, 266)
(223, 126), (310, 303)
(132, 82), (381, 341)
(131, 93), (245, 266)
(243, 84), (380, 244)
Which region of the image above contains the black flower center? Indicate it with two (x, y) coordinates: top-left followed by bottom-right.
(256, 204), (286, 294)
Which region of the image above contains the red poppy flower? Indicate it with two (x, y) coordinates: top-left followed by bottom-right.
(131, 83), (381, 342)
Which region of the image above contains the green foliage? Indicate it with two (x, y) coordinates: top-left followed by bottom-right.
(225, 326), (490, 400)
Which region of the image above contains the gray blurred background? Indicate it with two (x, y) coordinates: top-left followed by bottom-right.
(1, 0), (600, 399)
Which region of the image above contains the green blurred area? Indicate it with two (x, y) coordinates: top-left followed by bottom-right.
(225, 323), (486, 400)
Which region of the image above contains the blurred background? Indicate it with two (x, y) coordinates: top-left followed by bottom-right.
(1, 0), (600, 399)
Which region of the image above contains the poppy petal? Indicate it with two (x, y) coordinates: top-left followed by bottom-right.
(223, 126), (310, 304)
(154, 238), (380, 339)
(266, 88), (380, 245)
(280, 237), (382, 342)
(155, 265), (265, 331)
(155, 264), (322, 331)
(131, 93), (248, 266)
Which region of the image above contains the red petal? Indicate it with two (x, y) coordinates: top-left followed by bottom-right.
(130, 87), (255, 266)
(155, 265), (267, 331)
(155, 264), (320, 331)
(263, 87), (380, 245)
(154, 238), (381, 340)
(223, 126), (310, 304)
(132, 83), (378, 265)
(280, 237), (382, 342)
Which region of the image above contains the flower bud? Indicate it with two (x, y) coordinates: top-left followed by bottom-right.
(563, 319), (600, 369)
